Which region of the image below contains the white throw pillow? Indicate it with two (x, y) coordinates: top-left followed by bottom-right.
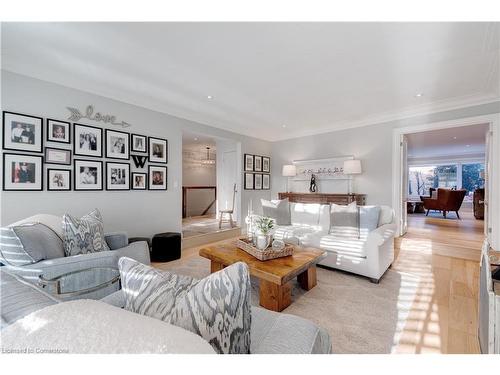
(261, 198), (291, 225)
(329, 202), (358, 238)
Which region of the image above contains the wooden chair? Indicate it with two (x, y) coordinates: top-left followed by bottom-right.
(219, 183), (237, 229)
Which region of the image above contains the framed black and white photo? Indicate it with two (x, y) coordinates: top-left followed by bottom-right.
(106, 162), (130, 190)
(3, 153), (43, 191)
(149, 137), (168, 164)
(262, 174), (270, 190)
(254, 173), (263, 190)
(244, 154), (254, 171)
(244, 173), (254, 190)
(106, 129), (130, 160)
(47, 119), (71, 144)
(148, 165), (167, 190)
(262, 156), (270, 173)
(254, 155), (262, 172)
(131, 172), (147, 190)
(74, 159), (103, 191)
(45, 147), (71, 165)
(131, 134), (147, 153)
(3, 111), (43, 153)
(47, 169), (71, 191)
(74, 123), (102, 158)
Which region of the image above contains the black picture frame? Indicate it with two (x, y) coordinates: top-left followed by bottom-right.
(262, 156), (271, 173)
(105, 129), (130, 160)
(244, 154), (254, 172)
(254, 173), (263, 190)
(47, 168), (71, 191)
(44, 147), (71, 165)
(148, 137), (168, 164)
(244, 172), (254, 190)
(131, 134), (148, 153)
(46, 118), (71, 144)
(148, 165), (168, 190)
(73, 123), (103, 158)
(131, 172), (147, 190)
(3, 111), (44, 153)
(74, 159), (103, 191)
(254, 155), (263, 172)
(262, 174), (270, 190)
(3, 152), (44, 191)
(106, 162), (130, 190)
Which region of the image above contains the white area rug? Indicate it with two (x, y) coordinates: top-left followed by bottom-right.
(159, 256), (420, 354)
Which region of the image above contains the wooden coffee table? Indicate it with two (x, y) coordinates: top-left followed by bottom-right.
(199, 240), (327, 312)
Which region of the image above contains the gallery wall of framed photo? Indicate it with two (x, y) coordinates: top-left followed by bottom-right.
(243, 153), (271, 190)
(2, 110), (169, 192)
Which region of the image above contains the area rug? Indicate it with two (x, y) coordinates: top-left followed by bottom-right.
(158, 256), (420, 354)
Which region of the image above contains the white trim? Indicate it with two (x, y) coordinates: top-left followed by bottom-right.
(392, 113), (500, 250)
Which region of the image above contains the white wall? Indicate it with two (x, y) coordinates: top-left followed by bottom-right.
(271, 101), (500, 207)
(0, 71), (271, 236)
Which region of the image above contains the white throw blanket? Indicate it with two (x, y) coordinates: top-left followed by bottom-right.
(0, 300), (215, 354)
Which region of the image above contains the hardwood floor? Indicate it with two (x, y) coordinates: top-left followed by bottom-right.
(168, 210), (486, 354)
(392, 211), (484, 353)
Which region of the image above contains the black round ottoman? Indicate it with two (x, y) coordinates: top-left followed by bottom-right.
(151, 232), (181, 262)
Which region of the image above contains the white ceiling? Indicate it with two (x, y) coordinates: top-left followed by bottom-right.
(1, 22), (499, 141)
(407, 123), (489, 160)
(182, 131), (216, 151)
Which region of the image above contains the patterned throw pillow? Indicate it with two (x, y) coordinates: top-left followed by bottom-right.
(62, 209), (110, 257)
(118, 257), (252, 354)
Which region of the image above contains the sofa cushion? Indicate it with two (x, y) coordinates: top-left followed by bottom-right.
(273, 225), (319, 245)
(9, 214), (65, 240)
(119, 257), (252, 354)
(14, 223), (65, 261)
(290, 203), (322, 226)
(302, 233), (368, 259)
(0, 300), (215, 354)
(329, 202), (359, 238)
(378, 205), (394, 226)
(318, 204), (331, 232)
(0, 227), (36, 266)
(261, 198), (291, 225)
(359, 205), (381, 233)
(62, 209), (110, 257)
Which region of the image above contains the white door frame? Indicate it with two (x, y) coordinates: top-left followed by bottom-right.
(392, 113), (500, 249)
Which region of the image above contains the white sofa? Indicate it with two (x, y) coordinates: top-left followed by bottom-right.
(256, 202), (397, 283)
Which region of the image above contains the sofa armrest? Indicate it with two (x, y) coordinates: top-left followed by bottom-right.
(105, 232), (128, 250)
(113, 241), (151, 265)
(367, 223), (397, 246)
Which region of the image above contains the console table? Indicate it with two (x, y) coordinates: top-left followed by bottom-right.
(278, 192), (366, 205)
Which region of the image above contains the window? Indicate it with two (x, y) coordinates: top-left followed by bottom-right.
(408, 162), (484, 201)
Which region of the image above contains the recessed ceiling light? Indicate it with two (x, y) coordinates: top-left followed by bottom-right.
(453, 136), (457, 140)
(415, 93), (424, 98)
(282, 124), (287, 128)
(466, 144), (471, 147)
(207, 95), (213, 100)
(194, 137), (198, 141)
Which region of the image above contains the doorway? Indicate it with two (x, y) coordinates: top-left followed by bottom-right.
(392, 114), (499, 257)
(181, 131), (240, 244)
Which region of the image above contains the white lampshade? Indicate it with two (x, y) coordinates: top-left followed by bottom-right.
(343, 160), (362, 175)
(282, 164), (297, 177)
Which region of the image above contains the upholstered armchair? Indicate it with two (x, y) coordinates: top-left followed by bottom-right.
(422, 188), (467, 219)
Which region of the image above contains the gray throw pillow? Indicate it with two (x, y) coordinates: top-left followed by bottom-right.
(261, 198), (291, 225)
(13, 223), (65, 261)
(329, 202), (359, 238)
(62, 209), (110, 257)
(0, 227), (36, 266)
(359, 206), (381, 232)
(119, 257), (252, 354)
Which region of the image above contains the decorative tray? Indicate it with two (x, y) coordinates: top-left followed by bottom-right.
(235, 237), (294, 261)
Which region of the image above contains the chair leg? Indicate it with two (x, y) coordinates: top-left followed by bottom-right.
(456, 211), (460, 219)
(229, 213), (235, 228)
(426, 209), (430, 216)
(219, 212), (223, 229)
(443, 210), (447, 218)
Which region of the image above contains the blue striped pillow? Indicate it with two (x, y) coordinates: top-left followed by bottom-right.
(0, 228), (36, 266)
